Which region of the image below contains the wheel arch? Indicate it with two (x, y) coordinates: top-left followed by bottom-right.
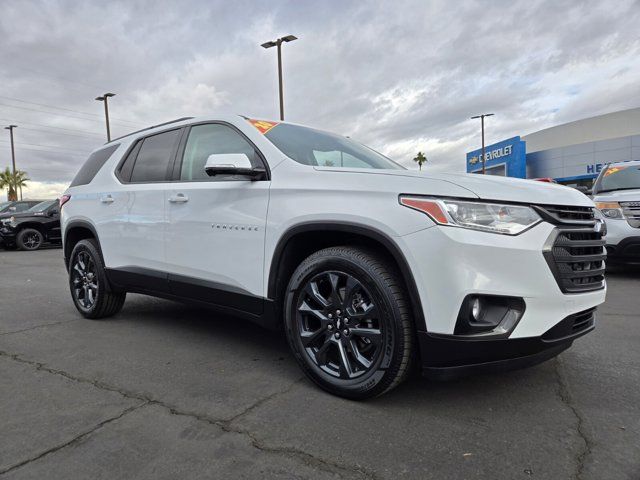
(63, 220), (101, 271)
(267, 221), (426, 331)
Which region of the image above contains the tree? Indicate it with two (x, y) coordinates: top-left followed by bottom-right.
(413, 151), (427, 170)
(0, 168), (29, 201)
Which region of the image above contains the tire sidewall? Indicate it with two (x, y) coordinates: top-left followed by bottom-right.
(284, 249), (406, 399)
(17, 228), (43, 251)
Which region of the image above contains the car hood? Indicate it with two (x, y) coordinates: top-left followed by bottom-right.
(592, 188), (640, 203)
(315, 167), (594, 207)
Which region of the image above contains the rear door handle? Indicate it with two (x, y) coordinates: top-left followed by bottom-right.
(168, 193), (189, 203)
(100, 194), (114, 204)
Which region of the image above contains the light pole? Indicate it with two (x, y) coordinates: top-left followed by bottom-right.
(95, 93), (115, 141)
(471, 113), (494, 174)
(4, 125), (20, 200)
(261, 35), (297, 121)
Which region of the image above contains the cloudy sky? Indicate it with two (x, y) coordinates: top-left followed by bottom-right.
(1, 0), (639, 199)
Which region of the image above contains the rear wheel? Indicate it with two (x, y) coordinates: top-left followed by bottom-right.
(17, 228), (43, 251)
(69, 239), (126, 319)
(284, 246), (415, 399)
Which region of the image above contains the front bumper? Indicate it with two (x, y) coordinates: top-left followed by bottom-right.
(0, 226), (17, 246)
(419, 308), (595, 378)
(397, 219), (605, 373)
(606, 236), (640, 264)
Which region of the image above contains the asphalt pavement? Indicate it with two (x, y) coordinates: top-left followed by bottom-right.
(0, 248), (638, 479)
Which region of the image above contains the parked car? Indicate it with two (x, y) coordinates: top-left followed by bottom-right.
(0, 200), (43, 220)
(0, 199), (61, 250)
(60, 115), (606, 399)
(593, 160), (640, 264)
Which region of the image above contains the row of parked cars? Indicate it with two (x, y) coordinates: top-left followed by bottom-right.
(0, 199), (61, 251)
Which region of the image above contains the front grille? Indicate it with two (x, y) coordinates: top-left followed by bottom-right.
(620, 201), (640, 228)
(537, 205), (606, 294)
(542, 307), (596, 342)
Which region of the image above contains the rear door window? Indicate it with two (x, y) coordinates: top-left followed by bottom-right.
(130, 129), (182, 183)
(70, 144), (120, 187)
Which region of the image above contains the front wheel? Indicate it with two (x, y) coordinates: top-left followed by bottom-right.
(17, 228), (43, 251)
(284, 246), (415, 399)
(69, 239), (126, 319)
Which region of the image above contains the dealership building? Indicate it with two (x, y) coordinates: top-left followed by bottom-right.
(466, 107), (640, 187)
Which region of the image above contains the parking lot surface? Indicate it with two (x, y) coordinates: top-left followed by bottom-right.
(0, 248), (638, 479)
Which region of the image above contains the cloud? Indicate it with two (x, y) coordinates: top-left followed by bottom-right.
(0, 0), (639, 183)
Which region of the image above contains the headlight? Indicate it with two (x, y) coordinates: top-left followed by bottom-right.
(400, 197), (542, 235)
(595, 201), (624, 219)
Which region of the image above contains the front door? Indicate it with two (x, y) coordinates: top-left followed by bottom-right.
(165, 123), (270, 314)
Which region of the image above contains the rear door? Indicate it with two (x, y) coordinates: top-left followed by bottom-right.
(165, 122), (270, 314)
(98, 128), (183, 290)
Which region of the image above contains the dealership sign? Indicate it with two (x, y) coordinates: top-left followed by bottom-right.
(466, 136), (527, 178)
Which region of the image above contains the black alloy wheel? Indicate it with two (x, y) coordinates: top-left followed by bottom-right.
(285, 246), (414, 399)
(296, 271), (383, 379)
(68, 239), (126, 319)
(17, 228), (43, 251)
(71, 250), (98, 311)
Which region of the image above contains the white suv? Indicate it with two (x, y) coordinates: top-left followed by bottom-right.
(592, 160), (640, 264)
(61, 115), (607, 399)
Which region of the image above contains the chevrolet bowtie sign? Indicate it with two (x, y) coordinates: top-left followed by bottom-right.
(466, 136), (526, 178)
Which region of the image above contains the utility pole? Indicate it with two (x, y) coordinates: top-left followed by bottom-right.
(261, 35), (298, 121)
(95, 93), (115, 141)
(471, 113), (494, 174)
(4, 125), (20, 200)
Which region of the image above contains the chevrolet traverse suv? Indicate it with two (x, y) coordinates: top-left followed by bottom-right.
(61, 115), (607, 399)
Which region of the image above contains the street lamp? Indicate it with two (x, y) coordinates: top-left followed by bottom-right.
(470, 113), (494, 175)
(95, 93), (116, 142)
(4, 125), (20, 199)
(261, 35), (297, 121)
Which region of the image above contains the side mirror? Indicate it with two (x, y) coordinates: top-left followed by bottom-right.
(204, 153), (266, 180)
(49, 209), (59, 217)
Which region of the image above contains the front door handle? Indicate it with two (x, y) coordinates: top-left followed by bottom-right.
(168, 193), (189, 203)
(100, 194), (114, 204)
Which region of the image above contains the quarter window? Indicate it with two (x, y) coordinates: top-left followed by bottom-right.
(130, 129), (182, 183)
(180, 124), (260, 181)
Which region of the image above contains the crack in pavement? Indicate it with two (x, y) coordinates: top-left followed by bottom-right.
(0, 350), (375, 479)
(554, 357), (592, 480)
(0, 402), (148, 476)
(0, 319), (78, 337)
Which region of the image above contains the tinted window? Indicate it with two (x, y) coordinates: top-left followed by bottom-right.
(180, 124), (260, 181)
(118, 140), (142, 182)
(593, 164), (640, 194)
(130, 129), (182, 182)
(264, 122), (404, 170)
(11, 202), (34, 213)
(70, 144), (120, 187)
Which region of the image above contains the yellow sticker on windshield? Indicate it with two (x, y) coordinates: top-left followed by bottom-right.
(248, 119), (279, 134)
(604, 166), (627, 176)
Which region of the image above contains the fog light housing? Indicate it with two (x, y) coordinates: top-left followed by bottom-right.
(454, 295), (525, 337)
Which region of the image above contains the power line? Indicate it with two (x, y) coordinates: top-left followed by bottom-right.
(0, 102), (144, 128)
(0, 117), (104, 137)
(0, 94), (147, 125)
(14, 126), (104, 140)
(0, 139), (90, 155)
(0, 145), (86, 158)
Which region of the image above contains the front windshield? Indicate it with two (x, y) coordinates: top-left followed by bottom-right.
(593, 164), (640, 193)
(28, 200), (56, 213)
(0, 201), (11, 212)
(263, 122), (405, 170)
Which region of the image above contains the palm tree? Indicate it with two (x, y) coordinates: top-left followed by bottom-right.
(413, 151), (427, 170)
(0, 168), (29, 201)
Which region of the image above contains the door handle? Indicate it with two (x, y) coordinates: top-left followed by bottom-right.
(100, 194), (114, 204)
(168, 193), (189, 203)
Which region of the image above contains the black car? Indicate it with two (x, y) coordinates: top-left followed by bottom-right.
(0, 200), (43, 221)
(0, 200), (61, 251)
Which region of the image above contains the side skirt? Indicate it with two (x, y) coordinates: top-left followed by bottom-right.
(104, 267), (279, 330)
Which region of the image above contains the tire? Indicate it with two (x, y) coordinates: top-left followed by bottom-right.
(69, 239), (126, 319)
(284, 246), (415, 399)
(17, 228), (43, 251)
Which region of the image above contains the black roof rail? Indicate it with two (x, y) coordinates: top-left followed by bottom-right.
(108, 117), (194, 143)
